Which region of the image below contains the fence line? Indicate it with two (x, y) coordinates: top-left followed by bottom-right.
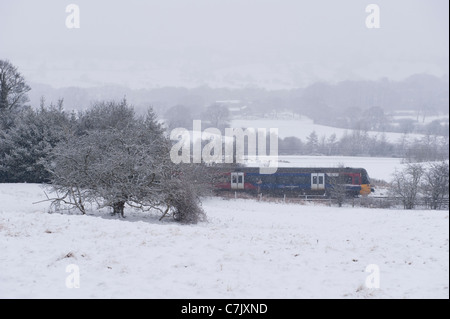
(220, 191), (449, 210)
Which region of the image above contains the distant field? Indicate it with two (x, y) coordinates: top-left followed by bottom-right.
(231, 117), (425, 143)
(390, 111), (449, 125)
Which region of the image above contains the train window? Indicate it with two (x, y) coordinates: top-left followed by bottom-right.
(302, 175), (310, 185)
(362, 173), (370, 184)
(245, 174), (258, 184)
(296, 175), (311, 185)
(232, 175), (237, 183)
(277, 175), (291, 185)
(263, 175), (277, 184)
(313, 176), (318, 184)
(238, 175), (243, 183)
(344, 175), (352, 184)
(319, 176), (324, 184)
(218, 175), (228, 183)
(290, 175), (296, 184)
(354, 176), (360, 185)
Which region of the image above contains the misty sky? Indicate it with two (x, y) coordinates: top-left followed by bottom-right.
(0, 0), (448, 89)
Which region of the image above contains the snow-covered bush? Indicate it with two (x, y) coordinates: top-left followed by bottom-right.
(44, 100), (207, 223)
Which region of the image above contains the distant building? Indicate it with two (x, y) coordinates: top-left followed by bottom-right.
(215, 100), (252, 118)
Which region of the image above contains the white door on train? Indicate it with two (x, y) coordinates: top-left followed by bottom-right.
(231, 172), (245, 190)
(311, 173), (325, 190)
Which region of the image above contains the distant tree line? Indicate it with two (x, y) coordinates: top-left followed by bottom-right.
(164, 101), (448, 162)
(277, 130), (449, 162)
(27, 73), (449, 137)
(164, 103), (230, 133)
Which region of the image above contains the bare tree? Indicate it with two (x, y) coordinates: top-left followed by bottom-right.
(202, 103), (230, 131)
(421, 162), (449, 210)
(0, 60), (31, 111)
(327, 165), (353, 207)
(391, 163), (425, 209)
(46, 127), (168, 216)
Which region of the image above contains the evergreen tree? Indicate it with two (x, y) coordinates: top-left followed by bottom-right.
(0, 104), (71, 183)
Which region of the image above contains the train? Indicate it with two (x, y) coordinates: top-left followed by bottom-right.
(214, 167), (374, 197)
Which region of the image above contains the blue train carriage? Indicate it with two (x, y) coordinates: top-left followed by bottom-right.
(215, 167), (374, 197)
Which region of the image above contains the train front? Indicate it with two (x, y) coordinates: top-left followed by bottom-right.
(360, 169), (374, 195)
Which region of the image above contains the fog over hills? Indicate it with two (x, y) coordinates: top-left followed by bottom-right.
(1, 0), (448, 91)
(28, 74), (449, 117)
(1, 1), (448, 134)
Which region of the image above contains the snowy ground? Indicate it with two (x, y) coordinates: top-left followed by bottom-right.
(0, 184), (448, 299)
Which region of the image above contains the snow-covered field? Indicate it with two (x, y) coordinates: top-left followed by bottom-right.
(0, 184), (448, 299)
(231, 117), (425, 143)
(390, 111), (449, 125)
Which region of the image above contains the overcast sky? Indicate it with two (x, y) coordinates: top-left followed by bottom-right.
(0, 0), (448, 89)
